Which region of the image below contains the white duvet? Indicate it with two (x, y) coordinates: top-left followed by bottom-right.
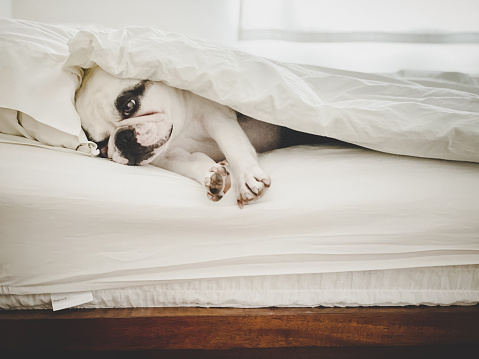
(65, 27), (479, 163)
(1, 20), (478, 163)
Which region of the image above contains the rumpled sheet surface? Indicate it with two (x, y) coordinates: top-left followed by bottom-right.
(1, 21), (478, 302)
(1, 137), (478, 295)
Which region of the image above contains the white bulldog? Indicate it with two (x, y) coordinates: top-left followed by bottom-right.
(75, 66), (316, 207)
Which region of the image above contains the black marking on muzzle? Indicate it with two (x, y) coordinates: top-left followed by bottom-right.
(96, 137), (110, 158)
(115, 125), (173, 166)
(115, 128), (158, 165)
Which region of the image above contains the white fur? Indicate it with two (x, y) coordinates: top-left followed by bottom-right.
(76, 66), (280, 207)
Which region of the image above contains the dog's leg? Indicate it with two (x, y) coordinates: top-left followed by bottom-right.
(201, 106), (271, 208)
(152, 148), (231, 202)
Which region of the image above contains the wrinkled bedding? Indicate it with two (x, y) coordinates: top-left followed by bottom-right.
(1, 137), (478, 296)
(0, 20), (478, 307)
(2, 265), (478, 309)
(66, 27), (479, 163)
(1, 19), (478, 163)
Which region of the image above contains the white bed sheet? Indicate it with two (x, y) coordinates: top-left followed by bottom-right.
(1, 135), (478, 296)
(2, 265), (478, 309)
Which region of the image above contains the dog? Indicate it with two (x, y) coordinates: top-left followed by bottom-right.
(75, 66), (320, 207)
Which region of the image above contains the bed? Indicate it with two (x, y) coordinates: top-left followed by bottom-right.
(1, 19), (478, 356)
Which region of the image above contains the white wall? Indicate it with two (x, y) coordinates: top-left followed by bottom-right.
(4, 0), (479, 72)
(8, 0), (241, 45)
(0, 0), (12, 17)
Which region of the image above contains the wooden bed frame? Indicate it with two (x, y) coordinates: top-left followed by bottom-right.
(1, 306), (478, 358)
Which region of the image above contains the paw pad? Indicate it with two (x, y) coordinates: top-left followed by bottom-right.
(205, 162), (231, 202)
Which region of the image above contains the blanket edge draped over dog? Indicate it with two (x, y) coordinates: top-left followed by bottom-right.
(64, 27), (479, 163)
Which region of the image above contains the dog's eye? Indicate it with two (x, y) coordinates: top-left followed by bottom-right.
(122, 98), (138, 118)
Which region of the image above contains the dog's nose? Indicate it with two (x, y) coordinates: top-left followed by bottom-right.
(115, 128), (140, 164)
(114, 127), (153, 166)
(115, 128), (136, 148)
(113, 124), (172, 166)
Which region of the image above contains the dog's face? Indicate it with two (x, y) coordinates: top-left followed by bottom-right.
(76, 66), (185, 165)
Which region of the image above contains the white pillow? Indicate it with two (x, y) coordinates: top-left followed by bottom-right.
(0, 19), (92, 152)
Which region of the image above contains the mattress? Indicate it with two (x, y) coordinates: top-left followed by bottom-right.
(2, 266), (478, 309)
(1, 135), (478, 308)
(1, 20), (478, 310)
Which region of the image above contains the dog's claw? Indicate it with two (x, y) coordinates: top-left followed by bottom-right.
(261, 178), (271, 187)
(235, 166), (271, 207)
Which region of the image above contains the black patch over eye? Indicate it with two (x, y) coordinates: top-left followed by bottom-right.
(115, 81), (148, 119)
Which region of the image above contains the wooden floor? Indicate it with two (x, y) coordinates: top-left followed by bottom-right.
(1, 306), (478, 358)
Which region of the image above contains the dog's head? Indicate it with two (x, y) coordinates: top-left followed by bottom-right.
(76, 66), (184, 165)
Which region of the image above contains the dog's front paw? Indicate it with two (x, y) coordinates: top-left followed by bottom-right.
(236, 167), (271, 208)
(205, 161), (231, 202)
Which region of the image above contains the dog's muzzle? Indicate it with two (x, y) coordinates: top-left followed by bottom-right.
(113, 122), (173, 165)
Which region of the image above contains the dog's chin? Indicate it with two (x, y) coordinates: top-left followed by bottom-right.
(137, 142), (170, 165)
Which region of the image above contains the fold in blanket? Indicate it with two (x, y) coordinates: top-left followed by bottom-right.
(65, 27), (479, 163)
